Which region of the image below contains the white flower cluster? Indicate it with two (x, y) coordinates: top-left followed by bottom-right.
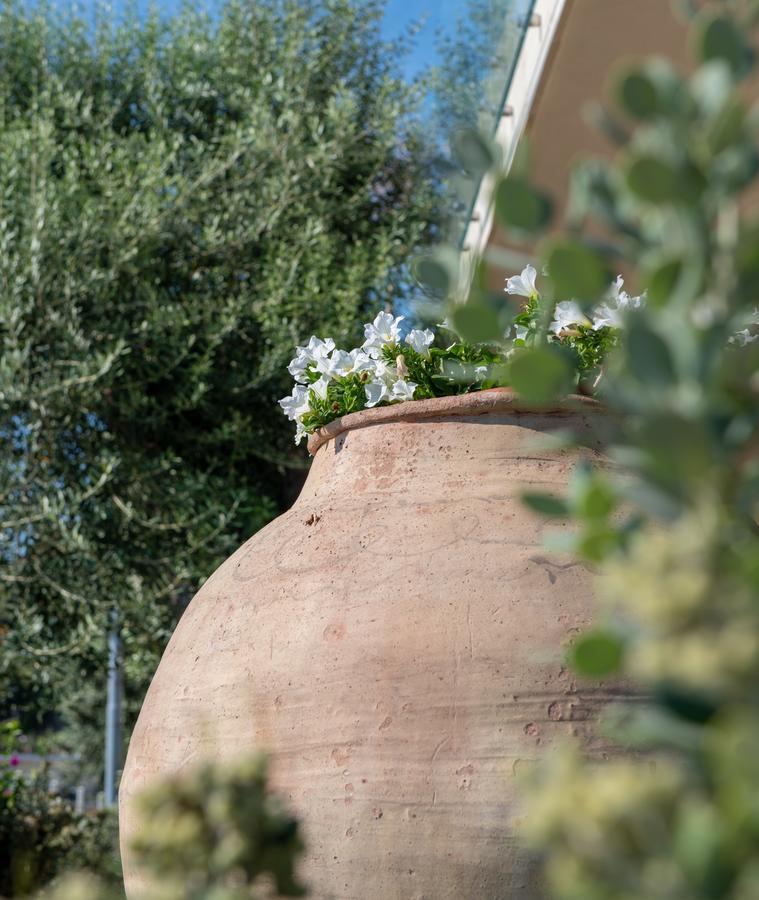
(506, 265), (646, 335)
(730, 307), (759, 347)
(280, 268), (758, 446)
(507, 264), (759, 345)
(279, 312), (435, 444)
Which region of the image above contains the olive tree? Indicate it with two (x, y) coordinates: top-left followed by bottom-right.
(0, 0), (442, 768)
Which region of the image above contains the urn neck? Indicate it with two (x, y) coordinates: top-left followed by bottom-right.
(307, 389), (599, 455)
(297, 389), (602, 508)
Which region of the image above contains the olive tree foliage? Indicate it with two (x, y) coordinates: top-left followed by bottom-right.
(0, 0), (442, 765)
(423, 0), (759, 896)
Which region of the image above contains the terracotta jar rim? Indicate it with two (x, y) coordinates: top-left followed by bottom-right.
(307, 387), (601, 455)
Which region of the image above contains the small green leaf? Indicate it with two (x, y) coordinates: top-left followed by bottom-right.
(578, 527), (622, 562)
(638, 414), (712, 482)
(451, 129), (499, 175)
(509, 347), (575, 405)
(692, 60), (736, 119)
(625, 155), (706, 205)
(626, 157), (672, 203)
(644, 257), (682, 307)
(569, 630), (625, 677)
(495, 176), (553, 235)
(521, 492), (570, 518)
(615, 70), (658, 119)
(451, 302), (501, 343)
(413, 248), (459, 297)
(626, 319), (676, 386)
(707, 99), (748, 154)
(655, 685), (718, 724)
(614, 60), (687, 121)
(694, 14), (754, 78)
(577, 481), (616, 520)
(713, 140), (759, 191)
(643, 252), (704, 309)
(544, 239), (611, 303)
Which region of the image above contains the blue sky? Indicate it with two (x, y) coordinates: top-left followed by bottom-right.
(380, 0), (462, 80)
(61, 0), (466, 83)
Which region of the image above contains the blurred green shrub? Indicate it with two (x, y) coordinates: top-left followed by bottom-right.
(129, 754), (304, 900)
(25, 755), (303, 900)
(427, 0), (759, 896)
(1, 722), (121, 898)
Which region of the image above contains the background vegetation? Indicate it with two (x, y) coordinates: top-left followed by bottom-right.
(0, 0), (443, 784)
(9, 0), (758, 896)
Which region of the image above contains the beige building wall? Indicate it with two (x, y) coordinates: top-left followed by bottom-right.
(485, 0), (697, 287)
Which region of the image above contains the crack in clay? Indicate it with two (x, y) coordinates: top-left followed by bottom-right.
(430, 736), (451, 762)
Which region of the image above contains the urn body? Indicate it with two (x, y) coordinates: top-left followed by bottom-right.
(120, 391), (619, 899)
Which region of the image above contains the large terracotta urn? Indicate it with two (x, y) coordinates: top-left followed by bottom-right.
(120, 389), (622, 899)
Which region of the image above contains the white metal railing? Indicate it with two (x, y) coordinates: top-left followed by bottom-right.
(459, 0), (568, 289)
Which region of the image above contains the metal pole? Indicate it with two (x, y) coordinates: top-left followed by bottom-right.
(104, 607), (122, 807)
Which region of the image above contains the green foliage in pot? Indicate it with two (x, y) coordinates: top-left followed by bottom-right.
(431, 1), (759, 896)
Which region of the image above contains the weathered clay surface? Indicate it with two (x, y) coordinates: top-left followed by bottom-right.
(120, 389), (623, 899)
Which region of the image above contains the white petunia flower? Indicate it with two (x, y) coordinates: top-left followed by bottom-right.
(592, 303), (624, 330)
(365, 380), (390, 407)
(311, 376), (331, 401)
(437, 317), (459, 335)
(294, 421), (307, 445)
(620, 292), (646, 312)
(550, 301), (590, 335)
(287, 336), (336, 382)
(307, 335), (336, 356)
(391, 379), (417, 402)
(514, 324), (529, 342)
(728, 307), (759, 345)
(372, 358), (397, 384)
(362, 311), (405, 358)
(278, 384), (311, 421)
(608, 274), (625, 302)
(731, 328), (759, 347)
(287, 351), (310, 383)
(340, 348), (375, 377)
(592, 276), (646, 330)
(474, 365), (490, 382)
(505, 265), (539, 299)
(314, 348), (352, 379)
(405, 328), (435, 355)
(312, 347), (376, 380)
